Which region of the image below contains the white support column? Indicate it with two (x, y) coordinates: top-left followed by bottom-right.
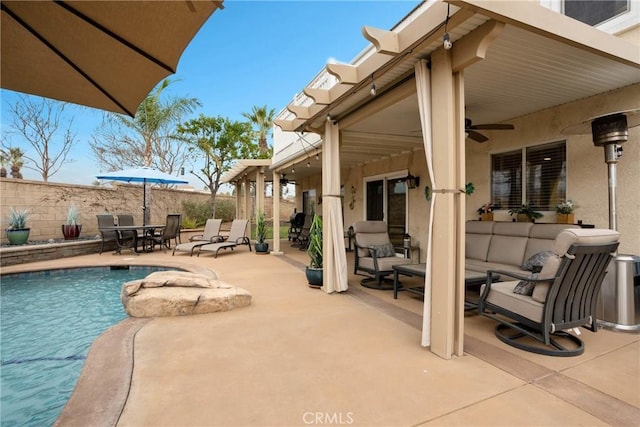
(427, 47), (466, 359)
(322, 120), (348, 293)
(235, 182), (241, 220)
(256, 168), (265, 219)
(271, 171), (283, 255)
(242, 176), (250, 220)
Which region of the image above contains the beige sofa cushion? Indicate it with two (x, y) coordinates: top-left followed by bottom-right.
(487, 235), (529, 267)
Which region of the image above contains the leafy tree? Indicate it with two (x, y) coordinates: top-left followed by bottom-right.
(178, 115), (259, 216)
(90, 78), (201, 174)
(241, 104), (275, 156)
(2, 96), (76, 181)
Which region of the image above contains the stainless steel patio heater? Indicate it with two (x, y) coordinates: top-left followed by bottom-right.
(565, 110), (640, 332)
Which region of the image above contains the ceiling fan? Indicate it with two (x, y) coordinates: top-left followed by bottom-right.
(465, 118), (514, 143)
(279, 174), (298, 186)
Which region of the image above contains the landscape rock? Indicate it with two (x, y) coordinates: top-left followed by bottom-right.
(121, 271), (251, 317)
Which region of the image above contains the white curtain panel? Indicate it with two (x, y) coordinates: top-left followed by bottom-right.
(322, 120), (349, 293)
(415, 59), (435, 347)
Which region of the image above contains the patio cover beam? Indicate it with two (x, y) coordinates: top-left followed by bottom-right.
(448, 0), (640, 67)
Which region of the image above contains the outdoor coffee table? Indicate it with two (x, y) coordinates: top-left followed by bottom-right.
(393, 263), (499, 309)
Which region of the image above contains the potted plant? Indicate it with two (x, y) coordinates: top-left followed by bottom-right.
(62, 203), (82, 240)
(6, 208), (31, 245)
(556, 200), (576, 224)
(508, 203), (543, 223)
(305, 213), (323, 288)
(254, 209), (269, 253)
(477, 203), (496, 221)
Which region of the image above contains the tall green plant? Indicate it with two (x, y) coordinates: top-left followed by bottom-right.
(256, 210), (267, 244)
(307, 214), (323, 269)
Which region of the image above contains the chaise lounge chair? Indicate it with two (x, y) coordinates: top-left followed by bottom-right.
(197, 219), (251, 258)
(173, 218), (222, 256)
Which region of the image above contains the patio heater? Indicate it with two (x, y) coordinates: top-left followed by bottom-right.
(565, 110), (640, 332)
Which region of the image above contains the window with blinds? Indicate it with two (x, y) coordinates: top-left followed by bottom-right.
(563, 0), (629, 26)
(491, 141), (566, 211)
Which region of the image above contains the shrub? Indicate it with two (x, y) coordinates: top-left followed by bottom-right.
(214, 199), (236, 222)
(181, 200), (212, 227)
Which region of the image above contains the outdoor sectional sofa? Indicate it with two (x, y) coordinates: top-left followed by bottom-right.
(465, 220), (580, 279)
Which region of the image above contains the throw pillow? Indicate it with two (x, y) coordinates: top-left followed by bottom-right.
(513, 273), (538, 296)
(521, 251), (554, 273)
(532, 254), (562, 303)
(371, 243), (396, 258)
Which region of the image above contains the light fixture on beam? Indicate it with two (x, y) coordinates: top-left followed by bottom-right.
(406, 174), (420, 189)
(369, 73), (376, 96)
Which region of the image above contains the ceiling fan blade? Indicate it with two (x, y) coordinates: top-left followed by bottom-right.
(467, 130), (489, 143)
(470, 123), (515, 130)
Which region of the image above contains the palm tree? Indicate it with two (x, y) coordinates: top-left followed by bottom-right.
(134, 79), (202, 167)
(91, 78), (201, 171)
(242, 105), (275, 156)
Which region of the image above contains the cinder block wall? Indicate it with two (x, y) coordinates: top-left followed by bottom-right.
(1, 178), (296, 243)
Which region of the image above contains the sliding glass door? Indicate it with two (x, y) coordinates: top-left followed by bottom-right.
(365, 174), (407, 246)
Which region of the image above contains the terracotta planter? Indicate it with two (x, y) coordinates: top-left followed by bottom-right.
(62, 224), (82, 240)
(480, 213), (493, 221)
(556, 213), (574, 224)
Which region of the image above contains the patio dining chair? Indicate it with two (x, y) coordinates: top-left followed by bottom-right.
(197, 219), (251, 258)
(478, 228), (620, 356)
(353, 220), (412, 290)
(96, 214), (117, 254)
(149, 214), (181, 252)
(115, 213), (139, 251)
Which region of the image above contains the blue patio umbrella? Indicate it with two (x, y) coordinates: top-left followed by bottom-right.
(96, 167), (188, 225)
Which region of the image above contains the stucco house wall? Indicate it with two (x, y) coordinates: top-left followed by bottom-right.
(466, 83), (640, 255)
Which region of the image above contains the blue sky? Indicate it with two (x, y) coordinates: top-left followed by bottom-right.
(1, 1), (419, 188)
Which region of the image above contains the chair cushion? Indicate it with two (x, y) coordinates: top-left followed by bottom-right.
(371, 243), (396, 258)
(531, 254), (562, 303)
(358, 256), (411, 272)
(553, 228), (620, 257)
(485, 281), (544, 323)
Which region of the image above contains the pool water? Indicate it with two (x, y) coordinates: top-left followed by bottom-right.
(1, 266), (173, 427)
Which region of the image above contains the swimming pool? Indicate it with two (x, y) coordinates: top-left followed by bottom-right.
(0, 266), (175, 427)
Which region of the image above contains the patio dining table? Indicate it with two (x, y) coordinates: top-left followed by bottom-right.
(99, 224), (165, 254)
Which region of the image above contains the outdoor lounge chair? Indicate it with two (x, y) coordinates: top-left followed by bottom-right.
(353, 220), (412, 290)
(173, 218), (222, 256)
(477, 228), (620, 357)
(96, 214), (117, 254)
(149, 214), (181, 252)
(197, 219), (251, 258)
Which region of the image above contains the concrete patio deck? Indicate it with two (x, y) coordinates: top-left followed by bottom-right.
(3, 239), (639, 426)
